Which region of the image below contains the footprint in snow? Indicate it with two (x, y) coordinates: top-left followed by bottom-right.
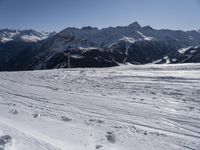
(9, 109), (18, 115)
(89, 119), (104, 124)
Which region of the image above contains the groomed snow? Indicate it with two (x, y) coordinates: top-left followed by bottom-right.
(0, 64), (200, 150)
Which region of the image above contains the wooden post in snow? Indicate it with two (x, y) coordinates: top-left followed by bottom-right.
(68, 54), (70, 68)
(64, 53), (71, 68)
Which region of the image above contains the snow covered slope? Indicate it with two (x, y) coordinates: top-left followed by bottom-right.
(0, 64), (200, 150)
(0, 29), (54, 43)
(156, 46), (200, 64)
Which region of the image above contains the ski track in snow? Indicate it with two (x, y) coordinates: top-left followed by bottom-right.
(0, 63), (200, 150)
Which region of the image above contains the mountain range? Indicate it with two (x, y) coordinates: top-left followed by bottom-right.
(0, 22), (200, 71)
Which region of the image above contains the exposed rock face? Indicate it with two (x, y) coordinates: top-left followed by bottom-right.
(174, 46), (200, 63)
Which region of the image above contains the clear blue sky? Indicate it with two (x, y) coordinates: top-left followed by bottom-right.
(0, 0), (199, 32)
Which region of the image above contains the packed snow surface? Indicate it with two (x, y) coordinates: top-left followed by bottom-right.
(0, 64), (200, 150)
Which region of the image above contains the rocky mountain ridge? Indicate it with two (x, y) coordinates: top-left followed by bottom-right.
(0, 22), (200, 71)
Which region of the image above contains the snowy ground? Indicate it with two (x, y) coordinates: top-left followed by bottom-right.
(0, 63), (200, 150)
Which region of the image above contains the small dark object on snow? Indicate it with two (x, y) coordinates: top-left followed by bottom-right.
(144, 131), (147, 135)
(61, 116), (72, 122)
(106, 132), (115, 143)
(32, 113), (40, 118)
(96, 145), (103, 149)
(0, 135), (11, 146)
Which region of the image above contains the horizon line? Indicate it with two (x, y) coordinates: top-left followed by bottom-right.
(0, 22), (199, 33)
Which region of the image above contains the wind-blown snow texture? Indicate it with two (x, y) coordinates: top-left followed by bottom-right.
(0, 64), (200, 150)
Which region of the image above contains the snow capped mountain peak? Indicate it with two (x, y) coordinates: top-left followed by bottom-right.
(19, 30), (51, 42)
(0, 29), (54, 43)
(0, 29), (20, 42)
(51, 22), (200, 47)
